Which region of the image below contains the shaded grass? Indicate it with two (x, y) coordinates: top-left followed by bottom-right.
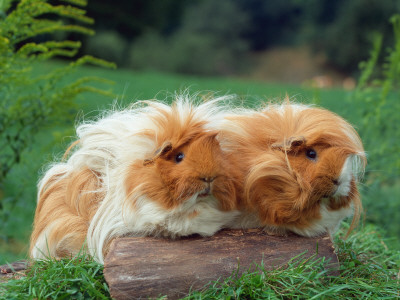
(1, 225), (398, 299)
(0, 254), (110, 299)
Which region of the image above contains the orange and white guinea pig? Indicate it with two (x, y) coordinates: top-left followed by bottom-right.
(220, 100), (366, 237)
(30, 95), (241, 263)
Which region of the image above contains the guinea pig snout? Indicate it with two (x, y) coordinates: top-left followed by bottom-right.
(326, 178), (340, 196)
(199, 177), (216, 183)
(332, 179), (352, 197)
(198, 177), (215, 197)
(198, 184), (211, 197)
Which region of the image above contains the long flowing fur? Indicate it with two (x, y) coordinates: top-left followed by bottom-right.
(220, 100), (366, 237)
(30, 165), (103, 258)
(30, 94), (241, 263)
(30, 94), (366, 264)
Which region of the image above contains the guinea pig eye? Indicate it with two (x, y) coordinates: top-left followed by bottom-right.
(305, 148), (317, 160)
(175, 152), (185, 163)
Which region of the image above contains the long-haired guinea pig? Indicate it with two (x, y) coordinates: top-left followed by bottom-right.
(30, 95), (241, 263)
(220, 101), (366, 237)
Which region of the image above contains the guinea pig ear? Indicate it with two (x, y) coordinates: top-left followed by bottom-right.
(203, 131), (219, 143)
(272, 136), (306, 152)
(143, 141), (173, 166)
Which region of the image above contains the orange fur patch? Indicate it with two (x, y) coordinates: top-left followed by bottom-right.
(30, 167), (103, 258)
(187, 210), (199, 219)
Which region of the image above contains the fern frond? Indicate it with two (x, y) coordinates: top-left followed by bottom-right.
(0, 0), (115, 188)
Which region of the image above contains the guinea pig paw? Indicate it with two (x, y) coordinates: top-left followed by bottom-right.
(263, 226), (289, 237)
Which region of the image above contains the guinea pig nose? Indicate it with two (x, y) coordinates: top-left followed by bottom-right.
(200, 177), (215, 183)
(332, 179), (340, 186)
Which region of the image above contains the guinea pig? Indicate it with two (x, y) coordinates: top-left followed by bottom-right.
(220, 100), (366, 237)
(30, 94), (241, 263)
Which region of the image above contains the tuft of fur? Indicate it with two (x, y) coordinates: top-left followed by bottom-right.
(30, 94), (241, 263)
(30, 165), (103, 259)
(220, 100), (366, 237)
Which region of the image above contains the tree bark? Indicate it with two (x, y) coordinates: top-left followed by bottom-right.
(104, 229), (339, 300)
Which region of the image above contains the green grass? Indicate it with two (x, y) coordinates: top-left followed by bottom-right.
(32, 60), (349, 111)
(1, 225), (399, 299)
(1, 253), (110, 299)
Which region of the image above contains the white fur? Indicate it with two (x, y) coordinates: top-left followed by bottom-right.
(87, 173), (240, 262)
(31, 222), (57, 259)
(334, 157), (353, 197)
(288, 203), (353, 237)
(34, 94), (240, 263)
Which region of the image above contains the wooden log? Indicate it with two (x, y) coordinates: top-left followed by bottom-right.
(0, 260), (29, 281)
(104, 229), (339, 300)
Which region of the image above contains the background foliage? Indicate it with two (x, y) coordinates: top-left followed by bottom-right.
(0, 0), (114, 242)
(129, 1), (249, 75)
(78, 0), (400, 75)
(351, 15), (400, 241)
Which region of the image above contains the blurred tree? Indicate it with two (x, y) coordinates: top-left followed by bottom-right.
(170, 0), (250, 75)
(85, 30), (128, 66)
(82, 0), (190, 68)
(236, 0), (302, 49)
(129, 0), (249, 75)
(85, 0), (188, 38)
(84, 0), (400, 75)
(300, 0), (400, 74)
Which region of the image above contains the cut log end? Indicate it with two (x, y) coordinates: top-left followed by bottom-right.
(0, 260), (29, 281)
(104, 229), (339, 300)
